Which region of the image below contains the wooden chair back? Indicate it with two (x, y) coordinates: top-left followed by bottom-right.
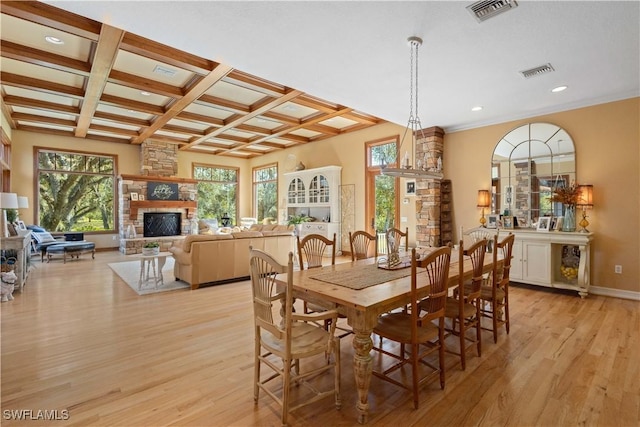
(297, 233), (336, 270)
(386, 227), (409, 252)
(461, 238), (488, 301)
(349, 230), (378, 261)
(412, 246), (451, 324)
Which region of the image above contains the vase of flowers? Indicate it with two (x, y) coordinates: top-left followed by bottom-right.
(550, 182), (580, 232)
(142, 241), (160, 255)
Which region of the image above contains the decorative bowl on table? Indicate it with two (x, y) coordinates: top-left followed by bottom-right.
(142, 242), (160, 256)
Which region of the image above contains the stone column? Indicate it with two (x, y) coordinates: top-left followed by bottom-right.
(415, 126), (444, 247)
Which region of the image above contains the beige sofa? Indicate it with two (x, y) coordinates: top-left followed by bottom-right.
(169, 225), (295, 289)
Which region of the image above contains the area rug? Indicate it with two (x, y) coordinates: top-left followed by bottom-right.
(108, 258), (189, 295)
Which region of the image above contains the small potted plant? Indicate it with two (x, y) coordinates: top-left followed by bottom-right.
(287, 214), (312, 236)
(142, 241), (160, 256)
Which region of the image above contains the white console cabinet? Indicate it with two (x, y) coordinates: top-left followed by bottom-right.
(284, 166), (341, 252)
(499, 229), (593, 298)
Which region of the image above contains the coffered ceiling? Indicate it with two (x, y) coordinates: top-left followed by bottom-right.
(0, 1), (383, 158)
(2, 1), (639, 159)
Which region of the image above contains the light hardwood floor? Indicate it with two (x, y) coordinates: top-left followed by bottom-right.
(1, 250), (638, 426)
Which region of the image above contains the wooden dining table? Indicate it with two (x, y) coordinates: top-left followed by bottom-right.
(286, 246), (501, 424)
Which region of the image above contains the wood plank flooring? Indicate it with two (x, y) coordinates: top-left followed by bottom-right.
(1, 250), (638, 426)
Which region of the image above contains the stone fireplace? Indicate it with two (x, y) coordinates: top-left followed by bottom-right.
(118, 140), (197, 254)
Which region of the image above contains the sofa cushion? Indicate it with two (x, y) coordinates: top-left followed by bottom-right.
(231, 231), (263, 239)
(182, 234), (233, 252)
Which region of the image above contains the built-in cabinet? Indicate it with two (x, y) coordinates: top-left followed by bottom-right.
(284, 166), (341, 250)
(498, 229), (593, 297)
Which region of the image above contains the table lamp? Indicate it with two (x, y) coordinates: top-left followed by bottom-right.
(577, 184), (593, 233)
(1, 192), (19, 237)
(477, 190), (490, 227)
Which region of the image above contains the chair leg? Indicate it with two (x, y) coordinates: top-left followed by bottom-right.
(504, 287), (510, 334)
(334, 337), (342, 409)
(438, 319), (446, 390)
(459, 315), (466, 370)
(475, 303), (482, 357)
(492, 299), (499, 344)
(254, 333), (260, 401)
(411, 342), (420, 409)
(282, 357), (291, 427)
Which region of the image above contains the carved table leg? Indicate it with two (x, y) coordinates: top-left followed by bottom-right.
(352, 328), (373, 424)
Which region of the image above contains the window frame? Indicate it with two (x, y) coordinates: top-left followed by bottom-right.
(252, 163), (278, 222)
(192, 162), (239, 225)
(34, 146), (118, 234)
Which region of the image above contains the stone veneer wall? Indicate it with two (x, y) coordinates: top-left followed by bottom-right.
(415, 126), (445, 248)
(118, 140), (196, 254)
(141, 140), (178, 177)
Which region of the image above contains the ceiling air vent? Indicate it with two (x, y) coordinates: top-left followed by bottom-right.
(467, 0), (518, 22)
(520, 63), (555, 79)
(153, 65), (177, 77)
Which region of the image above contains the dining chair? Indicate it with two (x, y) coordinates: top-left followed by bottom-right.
(480, 233), (515, 343)
(249, 248), (341, 426)
(296, 233), (345, 332)
(296, 233), (336, 270)
(349, 230), (378, 261)
(385, 227), (409, 253)
(443, 238), (486, 370)
(372, 246), (451, 409)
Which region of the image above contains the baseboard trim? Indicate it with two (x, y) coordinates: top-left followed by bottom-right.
(589, 286), (640, 301)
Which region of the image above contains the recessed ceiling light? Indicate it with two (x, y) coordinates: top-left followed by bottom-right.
(471, 106), (483, 112)
(45, 36), (64, 45)
(551, 85), (568, 93)
(140, 91), (151, 96)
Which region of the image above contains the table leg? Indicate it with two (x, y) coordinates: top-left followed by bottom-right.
(352, 328), (373, 424)
(138, 259), (145, 290)
(156, 256), (167, 288)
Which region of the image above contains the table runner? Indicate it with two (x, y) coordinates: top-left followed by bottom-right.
(309, 263), (414, 290)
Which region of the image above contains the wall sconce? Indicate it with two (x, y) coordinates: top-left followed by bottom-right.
(577, 184), (593, 232)
(0, 192), (19, 237)
(477, 190), (490, 227)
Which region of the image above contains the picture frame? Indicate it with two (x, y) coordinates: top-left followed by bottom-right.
(405, 180), (416, 196)
(487, 214), (499, 229)
(550, 217), (558, 231)
(16, 220), (26, 231)
(502, 215), (515, 229)
(130, 192), (139, 201)
(138, 194), (145, 201)
(148, 182), (179, 201)
(537, 216), (552, 232)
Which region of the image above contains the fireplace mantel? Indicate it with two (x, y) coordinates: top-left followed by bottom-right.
(119, 174), (198, 184)
(130, 200), (197, 217)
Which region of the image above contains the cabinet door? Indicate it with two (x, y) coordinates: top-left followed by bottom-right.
(308, 174), (330, 204)
(522, 241), (551, 284)
(287, 178), (305, 205)
(511, 240), (523, 280)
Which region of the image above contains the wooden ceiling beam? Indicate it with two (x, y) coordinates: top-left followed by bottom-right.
(0, 40), (91, 75)
(120, 33), (217, 75)
(76, 24), (124, 138)
(1, 71), (84, 98)
(225, 70), (287, 97)
(108, 70), (184, 98)
(1, 1), (102, 41)
(343, 112), (381, 125)
(3, 95), (79, 115)
(160, 123), (206, 137)
(220, 106), (352, 155)
(197, 94), (252, 114)
(132, 64), (233, 144)
(182, 89), (303, 149)
(99, 94), (165, 115)
(93, 111), (149, 127)
(12, 112), (76, 127)
(260, 111), (300, 126)
(175, 111), (225, 127)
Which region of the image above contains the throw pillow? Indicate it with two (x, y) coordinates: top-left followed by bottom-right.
(32, 231), (56, 243)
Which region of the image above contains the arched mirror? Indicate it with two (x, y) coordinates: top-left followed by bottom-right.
(491, 123), (575, 227)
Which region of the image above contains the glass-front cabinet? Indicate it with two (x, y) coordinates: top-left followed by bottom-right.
(284, 165), (342, 250)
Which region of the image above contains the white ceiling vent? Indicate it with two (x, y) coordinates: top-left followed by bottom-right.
(520, 63), (555, 79)
(467, 0), (518, 22)
(153, 65), (177, 77)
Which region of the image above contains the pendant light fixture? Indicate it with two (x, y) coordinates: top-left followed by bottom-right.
(380, 36), (443, 180)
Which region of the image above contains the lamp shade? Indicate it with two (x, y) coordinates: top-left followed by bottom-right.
(0, 192), (19, 209)
(17, 196), (29, 209)
(577, 184), (593, 209)
(477, 190), (490, 208)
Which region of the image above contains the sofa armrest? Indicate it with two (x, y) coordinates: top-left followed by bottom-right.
(168, 246), (192, 265)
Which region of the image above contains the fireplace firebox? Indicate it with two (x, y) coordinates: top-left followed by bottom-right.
(143, 212), (181, 237)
